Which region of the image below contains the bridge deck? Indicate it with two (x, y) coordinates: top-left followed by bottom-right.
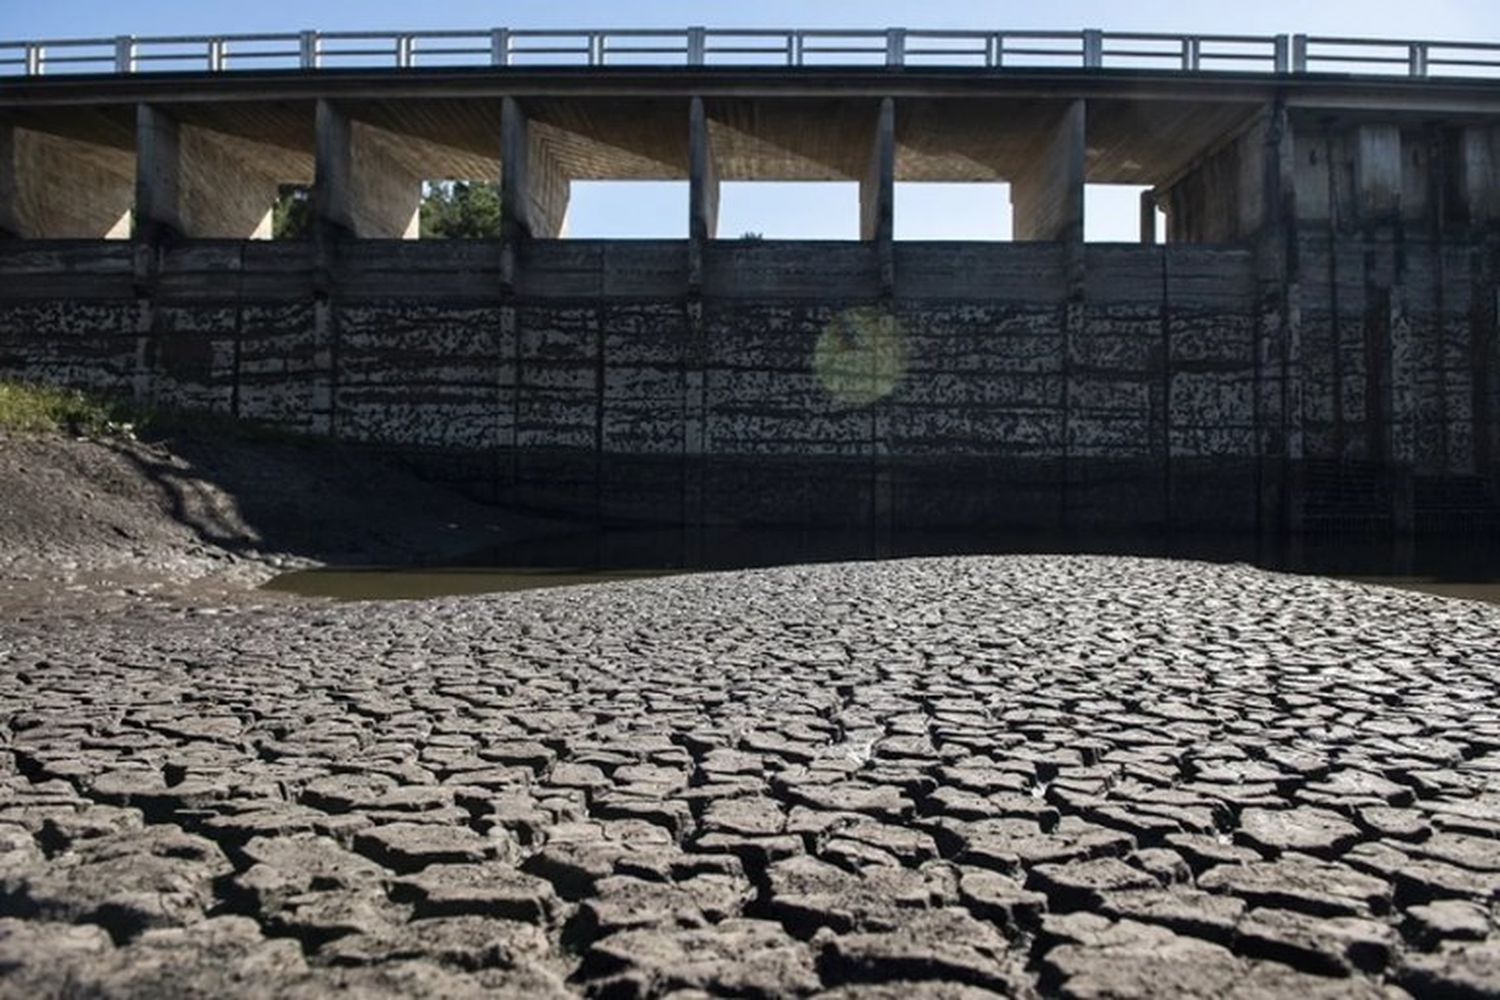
(5, 68), (1500, 195)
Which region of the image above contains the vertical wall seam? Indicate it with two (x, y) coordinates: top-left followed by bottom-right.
(1160, 246), (1173, 529)
(1327, 127), (1346, 463)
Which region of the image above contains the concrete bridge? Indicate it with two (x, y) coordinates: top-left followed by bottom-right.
(3, 27), (1500, 535)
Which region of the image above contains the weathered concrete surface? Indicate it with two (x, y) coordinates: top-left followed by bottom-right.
(314, 100), (424, 241)
(0, 124), (133, 239)
(503, 96), (570, 242)
(2, 236), (1494, 531)
(1, 555), (1498, 996)
(135, 104), (311, 241)
(1010, 99), (1084, 243)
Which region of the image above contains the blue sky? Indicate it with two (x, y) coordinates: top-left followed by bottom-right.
(6, 1), (1500, 240)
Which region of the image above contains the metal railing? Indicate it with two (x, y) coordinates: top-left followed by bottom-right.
(2, 28), (1498, 79)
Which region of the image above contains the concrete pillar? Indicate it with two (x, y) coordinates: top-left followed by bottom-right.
(314, 99), (422, 240)
(135, 105), (181, 243)
(500, 97), (569, 242)
(859, 98), (895, 243)
(0, 124), (20, 239)
(0, 122), (133, 239)
(1139, 191), (1158, 244)
(135, 104), (295, 242)
(689, 97), (719, 243)
(1012, 99), (1085, 242)
(1354, 124), (1403, 226)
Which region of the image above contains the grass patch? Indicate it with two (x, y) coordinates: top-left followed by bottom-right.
(0, 379), (327, 446)
(0, 380), (139, 437)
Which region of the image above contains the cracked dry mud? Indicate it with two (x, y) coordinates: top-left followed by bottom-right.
(1, 555), (1499, 998)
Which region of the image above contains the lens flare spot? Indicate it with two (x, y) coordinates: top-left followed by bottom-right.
(813, 307), (906, 408)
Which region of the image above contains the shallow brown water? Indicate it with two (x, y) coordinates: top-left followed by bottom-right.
(262, 527), (1500, 604)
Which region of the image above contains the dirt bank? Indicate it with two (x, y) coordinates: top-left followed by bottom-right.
(0, 429), (561, 614)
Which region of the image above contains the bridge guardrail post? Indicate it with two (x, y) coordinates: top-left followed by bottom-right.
(1292, 34), (1308, 73)
(886, 28), (906, 68)
(1182, 37), (1201, 72)
(490, 29), (509, 66)
(687, 26), (706, 67)
(1408, 43), (1428, 77)
(1273, 34), (1290, 73)
(299, 30), (320, 70)
(24, 44), (43, 76)
(1083, 30), (1103, 69)
(114, 36), (135, 74)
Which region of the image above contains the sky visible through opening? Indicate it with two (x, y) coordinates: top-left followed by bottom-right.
(6, 0), (1499, 240)
(566, 183), (1163, 242)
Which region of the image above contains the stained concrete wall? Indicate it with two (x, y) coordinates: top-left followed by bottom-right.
(1287, 121), (1476, 231)
(4, 236), (1491, 532)
(1158, 118), (1269, 244)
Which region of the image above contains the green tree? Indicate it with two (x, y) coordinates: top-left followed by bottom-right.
(272, 185), (313, 240)
(270, 180), (504, 239)
(420, 181), (504, 239)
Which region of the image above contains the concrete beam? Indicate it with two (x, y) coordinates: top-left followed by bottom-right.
(859, 98), (895, 243)
(314, 99), (422, 240)
(135, 104), (301, 241)
(0, 122), (132, 239)
(1012, 100), (1084, 242)
(689, 97), (719, 242)
(500, 97), (569, 241)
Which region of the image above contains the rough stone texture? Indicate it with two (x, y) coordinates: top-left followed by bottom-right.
(1, 555), (1499, 996)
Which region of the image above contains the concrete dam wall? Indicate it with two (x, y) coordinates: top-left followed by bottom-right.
(5, 61), (1500, 533)
(1, 234), (1493, 534)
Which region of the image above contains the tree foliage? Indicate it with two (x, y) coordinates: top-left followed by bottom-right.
(269, 181), (504, 240)
(272, 185), (313, 240)
(420, 181), (504, 239)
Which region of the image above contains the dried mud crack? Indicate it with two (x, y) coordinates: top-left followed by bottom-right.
(1, 555), (1498, 997)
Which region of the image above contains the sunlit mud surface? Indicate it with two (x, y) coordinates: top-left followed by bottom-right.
(3, 555), (1499, 996)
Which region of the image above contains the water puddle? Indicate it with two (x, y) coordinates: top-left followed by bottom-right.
(262, 527), (1500, 604)
(263, 566), (673, 601)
